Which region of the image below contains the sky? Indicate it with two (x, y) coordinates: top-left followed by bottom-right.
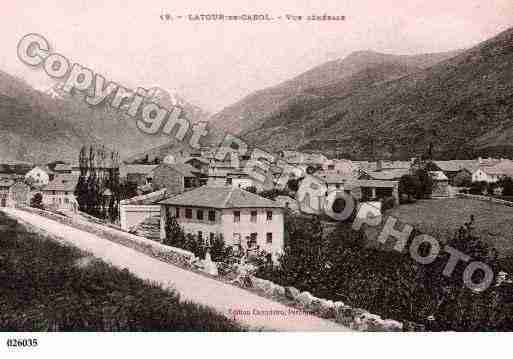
(1, 0), (512, 112)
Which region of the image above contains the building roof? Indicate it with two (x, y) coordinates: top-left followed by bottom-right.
(123, 164), (159, 175)
(274, 195), (299, 207)
(121, 188), (168, 205)
(153, 163), (199, 177)
(0, 179), (14, 188)
(353, 161), (378, 171)
(363, 168), (410, 180)
(26, 166), (51, 175)
(183, 157), (210, 165)
(54, 163), (72, 172)
(481, 160), (513, 177)
(0, 163), (33, 175)
(346, 179), (398, 189)
(159, 185), (284, 209)
(317, 172), (354, 184)
(429, 171), (449, 181)
(280, 151), (328, 165)
(42, 174), (79, 192)
(432, 160), (478, 173)
(376, 160), (411, 170)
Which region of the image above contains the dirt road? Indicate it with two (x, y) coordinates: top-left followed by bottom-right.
(3, 208), (350, 332)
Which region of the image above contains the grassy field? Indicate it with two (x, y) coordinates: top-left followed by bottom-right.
(388, 198), (513, 257)
(0, 212), (243, 331)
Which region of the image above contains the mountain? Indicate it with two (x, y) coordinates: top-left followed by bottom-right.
(216, 27), (513, 160)
(209, 50), (461, 136)
(0, 70), (210, 163)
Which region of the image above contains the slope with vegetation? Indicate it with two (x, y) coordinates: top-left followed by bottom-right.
(0, 212), (242, 331)
(211, 27), (513, 160)
(0, 70), (209, 163)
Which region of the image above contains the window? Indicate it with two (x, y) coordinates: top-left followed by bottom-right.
(198, 231), (203, 241)
(250, 211), (257, 222)
(185, 208), (192, 219)
(249, 233), (258, 248)
(208, 210), (215, 222)
(226, 177), (233, 185)
(266, 233), (273, 244)
(328, 165), (335, 170)
(197, 209), (204, 220)
(210, 232), (215, 245)
(335, 184), (341, 189)
(184, 177), (192, 188)
(234, 210), (240, 223)
(266, 211), (273, 221)
(175, 207), (180, 218)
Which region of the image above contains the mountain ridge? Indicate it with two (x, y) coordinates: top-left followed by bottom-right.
(0, 70), (210, 163)
(213, 27), (513, 160)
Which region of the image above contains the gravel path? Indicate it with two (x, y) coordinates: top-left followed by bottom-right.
(4, 208), (350, 332)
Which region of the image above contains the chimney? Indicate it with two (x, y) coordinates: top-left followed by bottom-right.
(377, 159), (384, 171)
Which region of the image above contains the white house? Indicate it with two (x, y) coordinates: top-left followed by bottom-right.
(41, 174), (79, 211)
(119, 188), (168, 232)
(159, 186), (285, 261)
(471, 159), (513, 183)
(25, 166), (50, 188)
(322, 159), (355, 174)
(472, 168), (500, 183)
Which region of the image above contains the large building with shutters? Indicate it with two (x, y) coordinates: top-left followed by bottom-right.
(159, 186), (285, 261)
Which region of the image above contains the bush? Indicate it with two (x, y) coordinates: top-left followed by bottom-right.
(500, 177), (513, 196)
(381, 196), (396, 211)
(163, 216), (186, 248)
(470, 181), (487, 195)
(414, 169), (433, 199)
(30, 193), (44, 210)
(257, 211), (508, 331)
(399, 170), (432, 201)
(399, 174), (420, 202)
(453, 172), (472, 187)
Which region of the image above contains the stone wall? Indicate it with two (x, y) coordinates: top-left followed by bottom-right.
(456, 193), (513, 207)
(241, 276), (423, 332)
(19, 206), (195, 269)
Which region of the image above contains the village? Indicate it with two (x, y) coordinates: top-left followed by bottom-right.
(2, 145), (513, 263)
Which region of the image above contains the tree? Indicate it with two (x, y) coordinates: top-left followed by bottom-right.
(184, 233), (207, 259)
(287, 177), (301, 192)
(30, 193), (44, 210)
(209, 234), (235, 264)
(500, 177), (513, 196)
(75, 145), (120, 221)
(399, 174), (420, 203)
(164, 216), (186, 248)
(470, 181), (487, 195)
(414, 169), (433, 199)
(453, 171), (472, 187)
(119, 180), (138, 201)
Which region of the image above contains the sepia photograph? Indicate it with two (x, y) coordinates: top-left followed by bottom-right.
(1, 0), (513, 357)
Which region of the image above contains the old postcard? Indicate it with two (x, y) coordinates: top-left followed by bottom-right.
(1, 0), (513, 357)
